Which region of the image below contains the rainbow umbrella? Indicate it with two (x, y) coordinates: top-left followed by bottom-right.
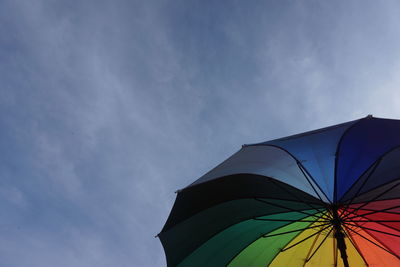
(158, 116), (400, 266)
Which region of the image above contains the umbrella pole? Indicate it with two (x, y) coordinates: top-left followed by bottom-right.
(335, 230), (349, 267)
(331, 206), (349, 267)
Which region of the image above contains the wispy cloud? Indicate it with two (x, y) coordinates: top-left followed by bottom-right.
(2, 0), (400, 266)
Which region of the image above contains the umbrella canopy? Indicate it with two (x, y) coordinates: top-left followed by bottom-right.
(159, 115), (400, 266)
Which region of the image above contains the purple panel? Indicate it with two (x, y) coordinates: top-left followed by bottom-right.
(336, 117), (400, 200)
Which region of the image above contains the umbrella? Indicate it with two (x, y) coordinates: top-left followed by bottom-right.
(158, 115), (400, 266)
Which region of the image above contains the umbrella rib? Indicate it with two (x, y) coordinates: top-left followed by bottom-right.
(254, 210), (331, 222)
(341, 226), (370, 267)
(341, 181), (400, 221)
(250, 143), (333, 204)
(344, 226), (400, 259)
(305, 227), (333, 263)
(340, 143), (400, 204)
(280, 224), (332, 252)
(251, 207), (322, 219)
(263, 222), (331, 238)
(340, 207), (400, 234)
(297, 162), (332, 208)
(160, 196), (321, 235)
(343, 179), (400, 206)
(297, 161), (333, 205)
(345, 204), (400, 220)
(343, 221), (400, 238)
(342, 158), (381, 201)
(302, 231), (322, 267)
(229, 218), (326, 266)
(253, 218), (322, 223)
(348, 220), (400, 222)
(333, 117), (366, 203)
(340, 159), (382, 217)
(254, 198), (325, 219)
(267, 176), (328, 215)
(343, 221), (400, 260)
(225, 218), (318, 266)
(347, 207), (400, 216)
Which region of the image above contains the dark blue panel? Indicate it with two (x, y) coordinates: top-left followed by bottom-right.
(259, 120), (357, 201)
(340, 146), (400, 202)
(336, 118), (400, 200)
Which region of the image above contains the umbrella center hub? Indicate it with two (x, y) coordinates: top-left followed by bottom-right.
(330, 217), (343, 227)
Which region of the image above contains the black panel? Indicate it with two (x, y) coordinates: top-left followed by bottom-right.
(161, 173), (324, 232)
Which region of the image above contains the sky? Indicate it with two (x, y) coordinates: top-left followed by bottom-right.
(1, 0), (400, 266)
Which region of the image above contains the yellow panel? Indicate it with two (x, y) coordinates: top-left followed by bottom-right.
(270, 219), (331, 267)
(270, 219), (367, 267)
(304, 233), (366, 267)
(303, 231), (335, 267)
(336, 235), (366, 267)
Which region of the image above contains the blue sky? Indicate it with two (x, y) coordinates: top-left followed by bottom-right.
(1, 1), (400, 266)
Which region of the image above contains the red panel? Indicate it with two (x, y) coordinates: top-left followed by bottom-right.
(348, 198), (400, 212)
(344, 227), (400, 265)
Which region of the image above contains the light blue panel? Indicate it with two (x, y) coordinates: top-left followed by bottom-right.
(189, 145), (321, 200)
(261, 120), (358, 201)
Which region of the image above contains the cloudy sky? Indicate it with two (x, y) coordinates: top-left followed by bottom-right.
(1, 0), (400, 266)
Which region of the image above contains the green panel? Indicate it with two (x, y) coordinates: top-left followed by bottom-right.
(160, 198), (323, 266)
(177, 211), (320, 267)
(228, 218), (317, 267)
